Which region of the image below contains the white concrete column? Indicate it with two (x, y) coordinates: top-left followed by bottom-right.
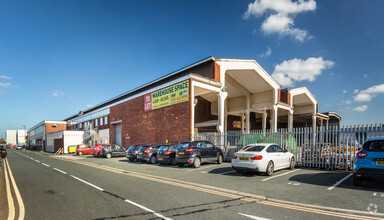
(217, 91), (228, 134)
(241, 112), (245, 132)
(246, 94), (250, 133)
(288, 110), (293, 132)
(270, 105), (278, 132)
(262, 111), (267, 132)
(312, 115), (317, 130)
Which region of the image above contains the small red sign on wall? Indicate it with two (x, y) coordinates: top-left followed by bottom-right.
(144, 94), (152, 111)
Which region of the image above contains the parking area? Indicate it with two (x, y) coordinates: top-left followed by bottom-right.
(54, 153), (384, 214)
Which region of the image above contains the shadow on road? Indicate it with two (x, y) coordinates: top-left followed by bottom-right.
(289, 172), (384, 191)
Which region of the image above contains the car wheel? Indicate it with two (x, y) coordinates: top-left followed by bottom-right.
(178, 163), (184, 167)
(217, 154), (223, 164)
(150, 155), (157, 164)
(129, 158), (134, 161)
(79, 152), (83, 156)
(289, 157), (295, 169)
(97, 152), (101, 158)
(353, 174), (363, 186)
(265, 161), (274, 176)
(106, 153), (112, 159)
(193, 157), (201, 168)
(93, 154), (97, 158)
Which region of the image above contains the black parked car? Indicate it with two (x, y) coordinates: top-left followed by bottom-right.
(100, 144), (126, 158)
(157, 144), (177, 165)
(126, 145), (142, 161)
(137, 144), (161, 164)
(175, 141), (223, 168)
(0, 145), (7, 158)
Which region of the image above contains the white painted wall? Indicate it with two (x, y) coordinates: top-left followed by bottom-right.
(6, 130), (17, 145)
(47, 131), (84, 153)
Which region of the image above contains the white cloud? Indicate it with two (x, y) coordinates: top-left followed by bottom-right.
(271, 57), (335, 87)
(0, 75), (11, 80)
(354, 84), (384, 102)
(52, 91), (64, 98)
(86, 104), (94, 108)
(343, 90), (347, 94)
(353, 89), (359, 94)
(363, 74), (368, 79)
(0, 82), (11, 88)
(257, 47), (272, 58)
(353, 105), (368, 112)
(344, 100), (352, 105)
(243, 0), (316, 42)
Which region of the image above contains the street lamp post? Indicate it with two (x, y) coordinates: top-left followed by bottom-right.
(23, 125), (27, 148)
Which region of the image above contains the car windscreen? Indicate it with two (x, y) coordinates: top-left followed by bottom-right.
(242, 145), (265, 152)
(158, 146), (169, 152)
(177, 143), (190, 151)
(363, 140), (384, 152)
(139, 146), (148, 151)
(128, 145), (140, 151)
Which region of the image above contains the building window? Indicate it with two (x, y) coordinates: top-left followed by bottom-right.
(52, 124), (56, 128)
(100, 118), (103, 126)
(95, 119), (98, 127)
(105, 116), (108, 124)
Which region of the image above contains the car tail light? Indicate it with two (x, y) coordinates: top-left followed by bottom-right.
(144, 149), (152, 154)
(132, 150), (136, 153)
(186, 149), (194, 153)
(250, 155), (263, 160)
(232, 155), (238, 159)
(356, 152), (367, 158)
(164, 151), (171, 155)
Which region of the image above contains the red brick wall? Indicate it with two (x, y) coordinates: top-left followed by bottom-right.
(46, 123), (67, 134)
(110, 85), (192, 148)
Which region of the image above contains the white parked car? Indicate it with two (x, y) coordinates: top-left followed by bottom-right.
(231, 143), (295, 176)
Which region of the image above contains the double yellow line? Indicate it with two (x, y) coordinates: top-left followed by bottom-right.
(3, 158), (25, 220)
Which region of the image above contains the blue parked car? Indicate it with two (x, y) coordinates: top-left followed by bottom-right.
(353, 137), (384, 186)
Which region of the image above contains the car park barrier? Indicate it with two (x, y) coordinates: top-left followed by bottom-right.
(193, 123), (384, 170)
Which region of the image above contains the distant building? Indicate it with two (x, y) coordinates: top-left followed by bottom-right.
(6, 130), (17, 145)
(27, 121), (67, 150)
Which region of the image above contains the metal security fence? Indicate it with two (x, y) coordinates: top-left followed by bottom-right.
(193, 124), (384, 170)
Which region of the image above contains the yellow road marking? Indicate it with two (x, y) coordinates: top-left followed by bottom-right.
(4, 158), (15, 220)
(5, 158), (26, 220)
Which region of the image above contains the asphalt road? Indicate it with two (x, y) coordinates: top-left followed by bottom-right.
(2, 149), (384, 220)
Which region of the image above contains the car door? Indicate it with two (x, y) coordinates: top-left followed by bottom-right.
(266, 146), (280, 169)
(115, 145), (124, 156)
(205, 142), (217, 162)
(85, 145), (92, 154)
(272, 145), (288, 169)
(196, 142), (209, 162)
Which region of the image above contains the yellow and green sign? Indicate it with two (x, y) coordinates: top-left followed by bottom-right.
(144, 80), (189, 111)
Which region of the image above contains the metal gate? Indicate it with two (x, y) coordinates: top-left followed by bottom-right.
(193, 124), (384, 170)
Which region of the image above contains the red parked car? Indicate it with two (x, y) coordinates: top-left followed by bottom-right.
(92, 143), (111, 158)
(76, 144), (93, 155)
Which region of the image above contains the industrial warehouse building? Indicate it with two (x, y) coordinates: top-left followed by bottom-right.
(28, 56), (341, 151)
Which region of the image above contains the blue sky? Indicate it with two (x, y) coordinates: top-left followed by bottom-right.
(1, 0), (383, 138)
